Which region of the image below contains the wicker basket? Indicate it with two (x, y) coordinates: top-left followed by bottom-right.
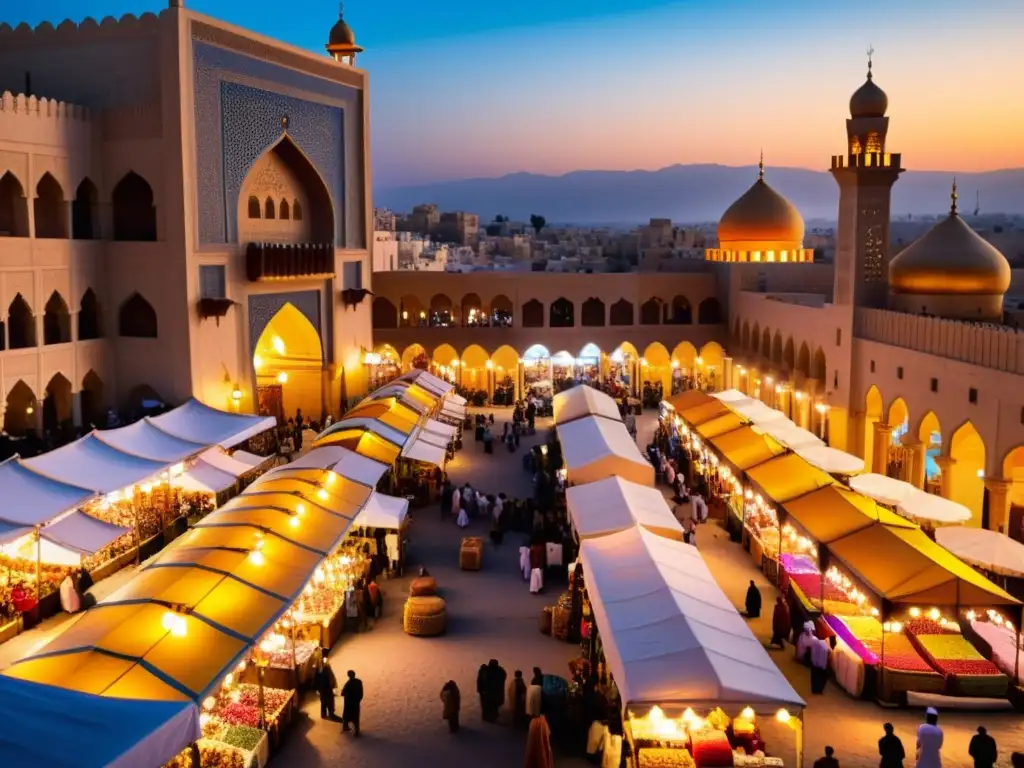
(409, 577), (437, 597)
(460, 537), (483, 571)
(539, 606), (553, 635)
(404, 596), (447, 637)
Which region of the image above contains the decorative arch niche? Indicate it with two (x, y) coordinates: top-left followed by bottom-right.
(43, 291), (71, 345)
(581, 297), (605, 327)
(4, 380), (36, 436)
(609, 299), (633, 326)
(34, 172), (68, 239)
(237, 135), (334, 246)
(112, 171), (157, 242)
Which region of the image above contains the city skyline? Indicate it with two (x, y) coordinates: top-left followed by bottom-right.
(7, 0), (1024, 187)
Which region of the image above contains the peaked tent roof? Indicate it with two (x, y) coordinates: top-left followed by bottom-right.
(566, 476), (683, 541)
(24, 434), (169, 495)
(92, 420), (208, 463)
(41, 512), (131, 557)
(557, 416), (654, 487)
(354, 492), (409, 529)
(745, 453), (836, 505)
(579, 526), (804, 711)
(0, 456), (95, 527)
(270, 445), (388, 487)
(148, 399), (276, 449)
(708, 426), (787, 471)
(553, 385), (623, 426)
(0, 675), (199, 768)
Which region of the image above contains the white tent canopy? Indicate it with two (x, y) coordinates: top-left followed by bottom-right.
(763, 424), (823, 450)
(320, 417), (408, 449)
(174, 462), (237, 495)
(557, 416), (654, 487)
(41, 512), (131, 559)
(442, 401), (466, 419)
(710, 389), (754, 405)
(935, 527), (1024, 578)
(93, 420), (207, 463)
(424, 418), (457, 438)
(898, 489), (972, 523)
(739, 404), (791, 426)
(579, 527), (805, 711)
(402, 434), (447, 467)
(354, 492), (409, 530)
(795, 446), (865, 475)
(230, 450), (273, 470)
(361, 384), (432, 412)
(447, 393), (468, 406)
(197, 448), (259, 478)
(0, 457), (95, 527)
(270, 446), (389, 487)
(849, 473), (917, 506)
(553, 385), (623, 426)
(399, 369), (453, 397)
(566, 477), (683, 541)
(24, 434), (168, 496)
(148, 399), (276, 449)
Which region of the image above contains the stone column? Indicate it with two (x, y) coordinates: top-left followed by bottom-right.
(872, 422), (892, 475)
(984, 477), (1012, 533)
(72, 391), (83, 429)
(902, 437), (926, 489)
(723, 357), (733, 390)
(933, 454), (956, 499)
(516, 361), (523, 401)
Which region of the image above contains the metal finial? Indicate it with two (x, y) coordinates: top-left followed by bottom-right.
(758, 149), (764, 181)
(950, 177), (958, 216)
(867, 44), (874, 79)
(338, 1), (345, 19)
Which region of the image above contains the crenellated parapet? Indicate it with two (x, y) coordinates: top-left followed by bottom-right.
(0, 91), (93, 153)
(0, 12), (162, 46)
(0, 91), (89, 121)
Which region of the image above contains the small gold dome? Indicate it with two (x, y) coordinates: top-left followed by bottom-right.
(890, 188), (1010, 296)
(718, 164), (805, 247)
(329, 18), (356, 46)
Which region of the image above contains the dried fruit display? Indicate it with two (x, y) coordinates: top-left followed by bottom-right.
(881, 635), (935, 673)
(221, 725), (264, 753)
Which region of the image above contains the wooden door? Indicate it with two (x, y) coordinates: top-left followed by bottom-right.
(258, 384), (284, 424)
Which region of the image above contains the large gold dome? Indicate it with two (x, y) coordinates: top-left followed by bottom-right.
(889, 208), (1010, 296)
(718, 174), (805, 247)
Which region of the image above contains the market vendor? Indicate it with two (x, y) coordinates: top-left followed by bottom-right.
(59, 571), (80, 614)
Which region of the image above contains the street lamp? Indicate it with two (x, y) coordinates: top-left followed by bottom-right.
(815, 402), (830, 441)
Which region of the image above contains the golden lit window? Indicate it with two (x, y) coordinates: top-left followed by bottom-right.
(850, 136), (862, 155)
(766, 251), (775, 262)
(780, 251), (788, 263)
(865, 131), (882, 153)
(752, 251), (761, 262)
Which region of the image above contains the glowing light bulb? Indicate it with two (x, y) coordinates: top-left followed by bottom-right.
(928, 608), (940, 621)
(202, 696), (216, 712)
(253, 354), (263, 369)
(966, 610), (977, 622)
(249, 550), (266, 566)
(277, 372), (288, 384)
(741, 707), (755, 720)
(223, 673), (233, 687)
(272, 336), (286, 355)
(161, 611), (187, 637)
(775, 709), (790, 724)
(909, 607), (921, 618)
(317, 488), (328, 500)
(289, 515), (300, 528)
(296, 503), (305, 516)
(199, 713), (211, 728)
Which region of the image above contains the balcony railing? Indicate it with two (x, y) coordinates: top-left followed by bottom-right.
(245, 242), (334, 282)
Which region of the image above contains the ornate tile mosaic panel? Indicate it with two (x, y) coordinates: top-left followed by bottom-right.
(193, 41), (358, 248)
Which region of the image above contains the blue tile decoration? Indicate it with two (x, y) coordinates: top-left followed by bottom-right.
(193, 41), (360, 248)
(248, 290), (322, 355)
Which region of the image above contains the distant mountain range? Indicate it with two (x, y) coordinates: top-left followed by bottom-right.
(375, 164), (1024, 225)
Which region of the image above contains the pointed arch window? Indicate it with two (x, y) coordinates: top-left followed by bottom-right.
(119, 293), (158, 338)
(293, 200), (303, 221)
(79, 288), (102, 340)
(247, 196), (261, 219)
(264, 198), (276, 220)
(280, 199), (290, 220)
(43, 291), (71, 344)
(112, 172), (157, 241)
(73, 178), (99, 239)
(8, 294), (36, 348)
(34, 173), (68, 239)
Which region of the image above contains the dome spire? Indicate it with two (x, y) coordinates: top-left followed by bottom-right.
(758, 149), (764, 181)
(866, 43), (874, 80)
(950, 177), (959, 216)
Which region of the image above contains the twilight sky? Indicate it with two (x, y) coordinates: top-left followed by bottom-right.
(8, 0), (1024, 187)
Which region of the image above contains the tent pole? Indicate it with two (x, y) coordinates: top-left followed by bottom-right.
(1016, 627), (1021, 686)
(35, 527), (41, 605)
(796, 709), (805, 768)
(133, 500), (141, 565)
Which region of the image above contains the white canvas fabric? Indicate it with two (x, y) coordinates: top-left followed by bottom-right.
(402, 435), (447, 466)
(553, 385), (623, 426)
(579, 526), (805, 711)
(197, 448), (258, 477)
(936, 527), (1024, 578)
(566, 477), (684, 541)
(175, 462), (237, 494)
(148, 400), (276, 448)
(272, 446), (389, 487)
(556, 416), (653, 486)
(794, 446), (865, 475)
(849, 473), (917, 506)
(92, 420), (207, 463)
(24, 434), (168, 495)
(898, 489), (972, 523)
(353, 492), (409, 530)
(41, 512), (131, 556)
(710, 389), (753, 404)
(318, 417), (407, 449)
(0, 457), (94, 527)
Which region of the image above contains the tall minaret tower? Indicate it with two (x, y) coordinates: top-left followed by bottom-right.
(831, 49), (904, 308)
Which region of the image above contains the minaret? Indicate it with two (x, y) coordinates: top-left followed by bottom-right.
(326, 2), (364, 66)
(830, 48), (904, 308)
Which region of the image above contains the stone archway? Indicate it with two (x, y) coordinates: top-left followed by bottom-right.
(34, 172), (68, 239)
(253, 301), (324, 424)
(372, 297), (398, 329)
(112, 171), (157, 242)
(43, 373), (73, 435)
(401, 343), (428, 371)
(863, 385), (883, 471)
(4, 380), (37, 436)
(81, 370), (106, 428)
(949, 422), (986, 527)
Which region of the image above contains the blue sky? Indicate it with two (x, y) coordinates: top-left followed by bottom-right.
(6, 1), (1023, 187)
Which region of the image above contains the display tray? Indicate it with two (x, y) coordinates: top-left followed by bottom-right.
(965, 620), (1024, 681)
(90, 547), (138, 583)
(0, 617), (21, 645)
(905, 619), (1008, 697)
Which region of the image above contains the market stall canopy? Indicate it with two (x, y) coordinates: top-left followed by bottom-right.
(579, 526), (804, 711)
(174, 461), (237, 495)
(710, 389), (754, 405)
(677, 399), (732, 427)
(230, 450), (274, 470)
(0, 456), (95, 527)
(664, 390), (716, 413)
(360, 383), (434, 413)
(312, 426), (402, 464)
(897, 489), (972, 524)
(402, 431), (448, 467)
(557, 416), (654, 487)
(708, 427), (787, 471)
(447, 393), (468, 406)
(553, 385), (623, 426)
(93, 420), (207, 463)
(827, 524), (1020, 611)
(783, 486), (915, 545)
(399, 369), (454, 397)
(148, 399), (276, 449)
(695, 412), (746, 439)
(0, 520), (32, 546)
(794, 446), (865, 475)
(441, 400), (466, 419)
(24, 434), (169, 495)
(566, 476), (683, 541)
(424, 418), (457, 437)
(318, 416), (409, 448)
(341, 399), (421, 434)
(735, 402), (790, 426)
(354, 492), (409, 530)
(197, 447), (262, 478)
(41, 512), (131, 557)
(0, 675), (200, 768)
(761, 424), (824, 450)
(849, 473), (917, 507)
(272, 446), (389, 487)
(936, 527), (1024, 579)
(745, 453), (836, 505)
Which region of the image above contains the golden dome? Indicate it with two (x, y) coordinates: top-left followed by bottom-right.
(850, 73), (888, 118)
(889, 184), (1010, 296)
(329, 18), (356, 46)
(718, 160), (805, 247)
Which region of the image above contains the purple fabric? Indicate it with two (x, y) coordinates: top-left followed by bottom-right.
(779, 553), (818, 575)
(825, 615), (879, 665)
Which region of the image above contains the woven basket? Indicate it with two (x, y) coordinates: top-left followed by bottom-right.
(539, 606), (553, 635)
(404, 596), (447, 637)
(409, 577), (437, 597)
(460, 538), (483, 571)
